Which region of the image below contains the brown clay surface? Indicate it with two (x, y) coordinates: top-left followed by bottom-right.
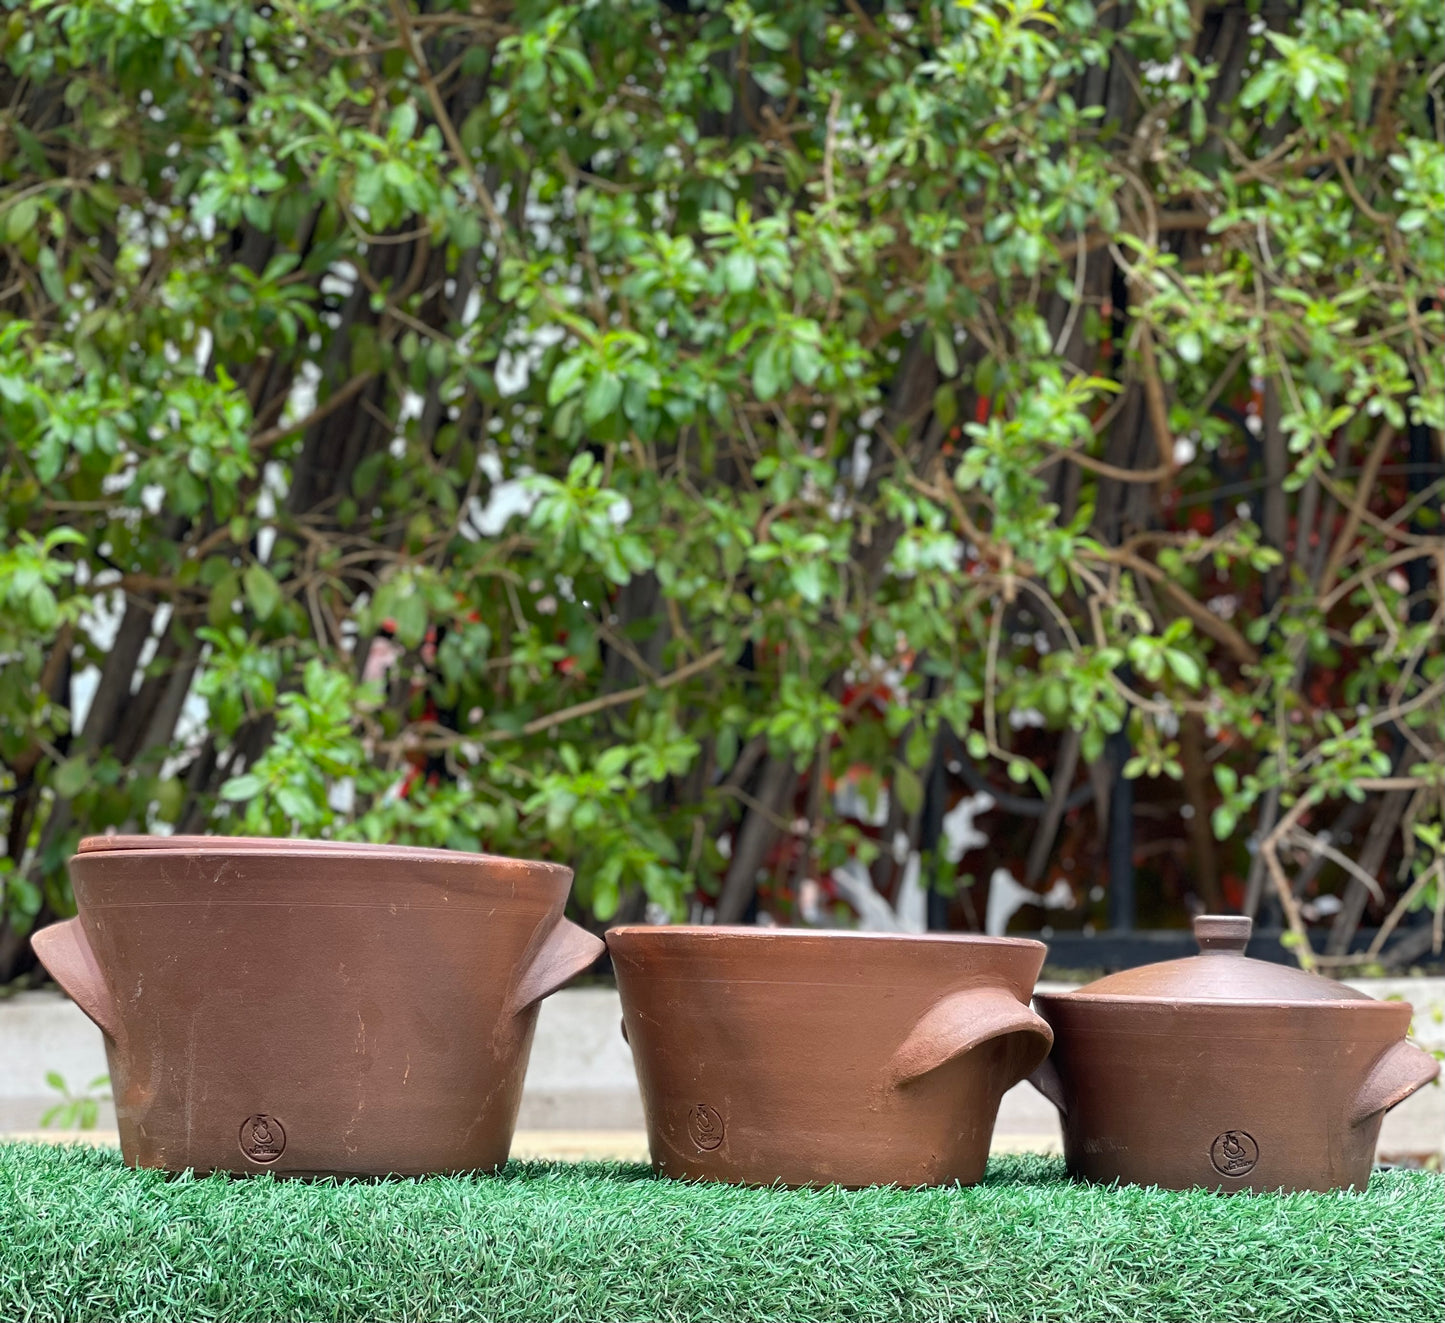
(32, 837), (603, 1176)
(609, 926), (1052, 1187)
(1029, 915), (1440, 1192)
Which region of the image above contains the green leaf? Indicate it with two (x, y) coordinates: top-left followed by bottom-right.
(154, 777), (185, 822)
(1239, 67), (1282, 110)
(752, 344), (785, 401)
(791, 560), (825, 605)
(275, 785), (313, 821)
(582, 372), (623, 425)
(393, 589), (428, 648)
(973, 357), (997, 399)
(390, 102), (418, 142)
(1165, 649), (1202, 688)
(243, 564), (281, 621)
(722, 249), (756, 293)
(596, 745), (631, 777)
(1211, 806), (1237, 840)
(933, 331), (958, 378)
(53, 757), (90, 799)
(208, 571), (240, 628)
(894, 762), (923, 816)
(791, 340), (822, 386)
(593, 874), (620, 921)
(716, 726), (739, 773)
(548, 354), (588, 406)
(933, 385), (957, 429)
(1176, 330), (1203, 365)
(221, 773), (265, 801)
(554, 45), (596, 90)
(451, 209), (484, 251)
(3, 197), (38, 243)
(37, 247), (65, 303)
(27, 582), (58, 629)
(352, 451), (387, 496)
(905, 721), (932, 770)
(1040, 680), (1069, 725)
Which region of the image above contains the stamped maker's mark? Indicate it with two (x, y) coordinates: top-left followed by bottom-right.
(1210, 1129), (1258, 1177)
(687, 1103), (724, 1152)
(240, 1113), (286, 1164)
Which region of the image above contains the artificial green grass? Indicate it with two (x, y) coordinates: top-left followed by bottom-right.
(0, 1144), (1441, 1323)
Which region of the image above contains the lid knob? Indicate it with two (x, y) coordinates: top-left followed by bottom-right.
(1193, 914), (1252, 954)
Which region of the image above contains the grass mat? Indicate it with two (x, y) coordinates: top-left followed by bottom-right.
(1, 1143), (1441, 1322)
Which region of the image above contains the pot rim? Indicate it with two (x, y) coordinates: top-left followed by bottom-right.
(607, 923), (1045, 951)
(74, 834), (573, 877)
(1032, 990), (1410, 1013)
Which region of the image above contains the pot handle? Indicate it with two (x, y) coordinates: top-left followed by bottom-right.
(1349, 1039), (1441, 1127)
(30, 917), (123, 1044)
(507, 917), (605, 1016)
(1025, 1055), (1069, 1116)
(890, 986), (1053, 1087)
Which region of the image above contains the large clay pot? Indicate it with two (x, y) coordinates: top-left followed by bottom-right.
(31, 835), (603, 1176)
(1028, 914), (1441, 1192)
(609, 926), (1052, 1187)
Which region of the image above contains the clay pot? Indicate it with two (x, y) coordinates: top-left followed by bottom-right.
(31, 835), (603, 1176)
(1028, 914), (1441, 1192)
(609, 926), (1052, 1187)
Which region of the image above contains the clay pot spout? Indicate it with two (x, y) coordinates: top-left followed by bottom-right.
(1349, 1038), (1441, 1126)
(30, 917), (123, 1045)
(890, 986), (1053, 1087)
(507, 917), (604, 1015)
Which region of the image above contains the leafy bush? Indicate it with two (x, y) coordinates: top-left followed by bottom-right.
(0, 0), (1441, 976)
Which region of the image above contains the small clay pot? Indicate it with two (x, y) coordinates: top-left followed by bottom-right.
(1028, 914), (1441, 1192)
(31, 836), (603, 1176)
(609, 926), (1052, 1187)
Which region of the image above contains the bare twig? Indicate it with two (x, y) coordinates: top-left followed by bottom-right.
(515, 647), (728, 737)
(1285, 827), (1385, 904)
(252, 371), (376, 450)
(822, 90), (842, 206)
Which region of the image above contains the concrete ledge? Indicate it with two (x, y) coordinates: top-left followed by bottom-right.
(3, 979), (1441, 1159)
(2, 1129), (1066, 1162)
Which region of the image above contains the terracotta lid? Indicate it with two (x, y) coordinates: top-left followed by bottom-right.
(1051, 915), (1372, 1003)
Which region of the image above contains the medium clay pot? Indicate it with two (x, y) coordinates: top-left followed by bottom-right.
(1028, 914), (1441, 1192)
(609, 926), (1052, 1187)
(31, 836), (603, 1176)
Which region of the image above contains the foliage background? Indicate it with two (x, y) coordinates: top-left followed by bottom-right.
(0, 0), (1441, 981)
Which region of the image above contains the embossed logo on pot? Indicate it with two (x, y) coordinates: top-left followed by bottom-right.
(687, 1104), (724, 1151)
(1210, 1129), (1258, 1177)
(240, 1113), (286, 1164)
